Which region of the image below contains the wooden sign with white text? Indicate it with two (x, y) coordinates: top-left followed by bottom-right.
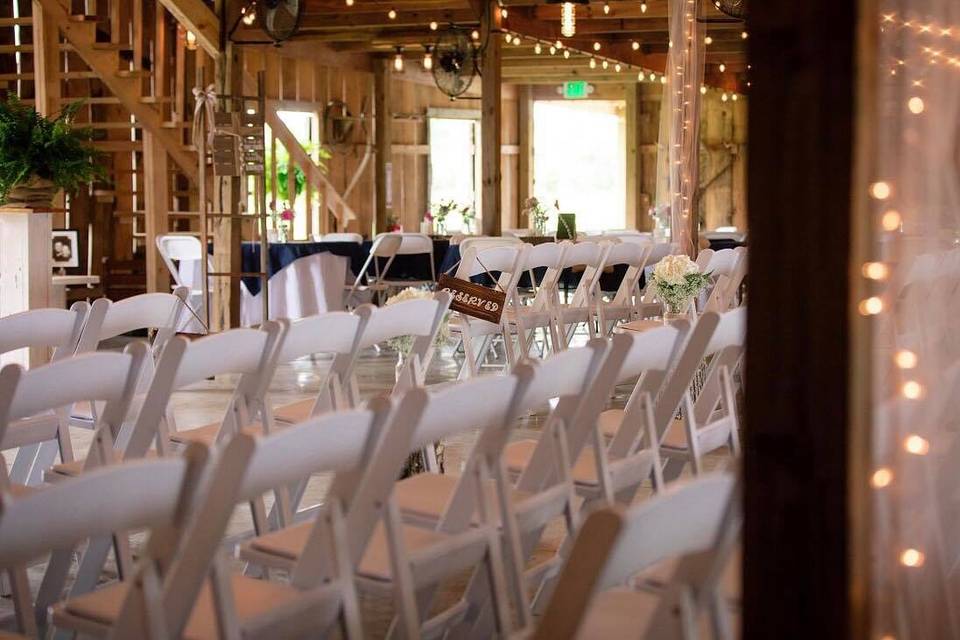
(437, 274), (506, 324)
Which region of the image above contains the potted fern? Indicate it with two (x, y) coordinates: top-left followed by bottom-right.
(0, 95), (104, 209)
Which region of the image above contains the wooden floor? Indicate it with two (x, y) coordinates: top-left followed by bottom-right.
(0, 332), (722, 636)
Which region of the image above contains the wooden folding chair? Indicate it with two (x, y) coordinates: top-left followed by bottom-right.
(0, 302), (89, 487)
(532, 473), (740, 640)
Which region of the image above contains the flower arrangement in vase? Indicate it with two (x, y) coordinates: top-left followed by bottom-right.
(522, 197), (550, 236)
(429, 200), (469, 235)
(648, 254), (712, 319)
(421, 211), (435, 235)
(461, 204), (476, 234)
(271, 203), (294, 242)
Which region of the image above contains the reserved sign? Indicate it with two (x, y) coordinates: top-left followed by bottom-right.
(437, 274), (506, 324)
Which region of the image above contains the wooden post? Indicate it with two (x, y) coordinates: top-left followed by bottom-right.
(480, 2), (502, 236)
(624, 82), (643, 231)
(143, 132), (170, 293)
(374, 59), (392, 235)
(517, 84), (533, 230)
(31, 1), (61, 118)
(743, 0), (857, 636)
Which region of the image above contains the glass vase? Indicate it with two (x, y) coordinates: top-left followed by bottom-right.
(663, 298), (691, 323)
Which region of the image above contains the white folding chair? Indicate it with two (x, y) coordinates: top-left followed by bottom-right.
(356, 291), (452, 400)
(696, 248), (746, 313)
(458, 235), (523, 256)
(268, 306), (373, 424)
(323, 232), (363, 243)
(553, 241), (609, 348)
(232, 395), (424, 639)
(70, 290), (189, 429)
(346, 233), (403, 306)
(0, 303), (89, 486)
(660, 307), (746, 479)
(596, 242), (653, 335)
(0, 347), (151, 628)
(44, 437), (255, 640)
(448, 243), (526, 378)
(377, 232), (437, 289)
(505, 241), (566, 360)
(156, 235), (209, 331)
(532, 473), (740, 640)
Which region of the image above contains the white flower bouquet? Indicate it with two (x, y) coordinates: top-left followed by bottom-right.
(384, 287), (450, 355)
(649, 254), (712, 316)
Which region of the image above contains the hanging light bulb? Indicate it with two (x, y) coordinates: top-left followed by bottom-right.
(637, 71), (644, 81)
(504, 32), (513, 42)
(387, 8), (397, 19)
(704, 35), (713, 45)
(393, 47), (404, 72)
(731, 93), (738, 101)
(471, 29), (480, 40)
(632, 41), (640, 50)
(720, 92), (728, 102)
(603, 2), (611, 14)
(640, 1), (647, 12)
(423, 46), (433, 71)
(593, 41), (601, 51)
(241, 6), (257, 25)
(549, 45), (557, 55)
(602, 59), (609, 69)
(555, 40), (563, 49)
(614, 63), (622, 72)
(563, 49), (570, 58)
(345, 0), (354, 6)
(185, 30), (198, 50)
(700, 85), (707, 94)
(514, 35), (522, 45)
(561, 2), (576, 38)
(534, 42), (542, 54)
(500, 7), (508, 18)
(660, 75), (667, 84)
(589, 57), (597, 69)
(429, 21), (438, 30)
(718, 62), (726, 72)
(649, 72), (656, 81)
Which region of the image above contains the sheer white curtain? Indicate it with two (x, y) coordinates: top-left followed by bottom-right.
(663, 0), (704, 255)
(865, 0), (960, 637)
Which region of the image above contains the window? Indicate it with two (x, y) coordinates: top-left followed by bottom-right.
(265, 110), (321, 239)
(428, 113), (481, 232)
(532, 100), (626, 233)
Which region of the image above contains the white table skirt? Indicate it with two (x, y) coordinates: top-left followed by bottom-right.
(176, 252), (348, 331)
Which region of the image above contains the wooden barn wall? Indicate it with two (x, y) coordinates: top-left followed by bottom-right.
(388, 74), (519, 234)
(243, 47), (377, 237)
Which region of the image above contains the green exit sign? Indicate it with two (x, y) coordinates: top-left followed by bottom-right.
(563, 81), (589, 99)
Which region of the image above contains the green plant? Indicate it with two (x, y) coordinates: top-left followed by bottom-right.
(265, 140), (332, 202)
(0, 95), (105, 201)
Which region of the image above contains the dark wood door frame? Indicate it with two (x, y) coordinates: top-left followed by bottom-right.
(743, 0), (862, 636)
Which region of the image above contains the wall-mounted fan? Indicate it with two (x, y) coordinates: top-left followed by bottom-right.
(433, 28), (478, 100)
(261, 0), (303, 42)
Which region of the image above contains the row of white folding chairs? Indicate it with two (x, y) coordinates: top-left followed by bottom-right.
(451, 238), (682, 377)
(0, 306), (745, 638)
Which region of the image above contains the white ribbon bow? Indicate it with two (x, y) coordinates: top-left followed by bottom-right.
(192, 84), (217, 149)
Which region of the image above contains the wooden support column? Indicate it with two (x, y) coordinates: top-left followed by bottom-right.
(31, 1), (61, 117)
(743, 0), (857, 636)
(374, 59), (392, 235)
(143, 132), (170, 293)
(517, 84), (533, 229)
(480, 5), (502, 236)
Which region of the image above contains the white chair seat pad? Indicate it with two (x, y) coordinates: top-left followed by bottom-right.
(598, 409), (625, 439)
(168, 422), (263, 446)
(393, 472), (530, 524)
(59, 573), (301, 640)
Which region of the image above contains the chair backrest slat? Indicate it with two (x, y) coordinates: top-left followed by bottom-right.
(0, 302), (88, 359)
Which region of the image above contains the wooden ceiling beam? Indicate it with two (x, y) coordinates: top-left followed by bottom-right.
(298, 8), (478, 30)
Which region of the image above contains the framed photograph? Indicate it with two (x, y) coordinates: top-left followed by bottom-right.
(51, 229), (79, 269)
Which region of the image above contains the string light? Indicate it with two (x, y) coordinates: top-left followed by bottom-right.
(422, 46), (433, 71)
(731, 94), (739, 101)
(632, 41), (640, 50)
(563, 49), (570, 58)
(555, 40), (563, 48)
(241, 6), (257, 24)
(637, 71), (644, 80)
(895, 350), (918, 369)
(471, 30), (480, 40)
(881, 209), (902, 231)
(871, 467), (894, 488)
(660, 75), (666, 84)
(429, 21), (438, 30)
(614, 63), (621, 72)
(393, 47), (404, 72)
(549, 45), (557, 55)
(185, 30), (198, 50)
(602, 59), (609, 69)
(640, 1), (647, 12)
(590, 57), (597, 69)
(721, 92), (729, 102)
(902, 381), (924, 400)
(741, 30), (748, 39)
(387, 8), (397, 19)
(603, 2), (611, 14)
(862, 262), (889, 280)
(904, 434), (929, 454)
(870, 181), (892, 200)
(718, 62), (726, 73)
(649, 72), (656, 81)
(704, 35), (713, 45)
(345, 0), (354, 6)
(900, 548), (925, 567)
(500, 7), (508, 18)
(561, 2), (576, 37)
(859, 296), (884, 315)
(593, 41), (602, 51)
(700, 85), (707, 94)
(908, 96), (925, 114)
(534, 42), (542, 54)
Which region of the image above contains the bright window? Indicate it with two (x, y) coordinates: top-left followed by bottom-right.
(532, 100), (626, 233)
(428, 116), (480, 232)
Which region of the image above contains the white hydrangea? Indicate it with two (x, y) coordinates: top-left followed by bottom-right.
(385, 287), (432, 306)
(653, 254), (700, 285)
